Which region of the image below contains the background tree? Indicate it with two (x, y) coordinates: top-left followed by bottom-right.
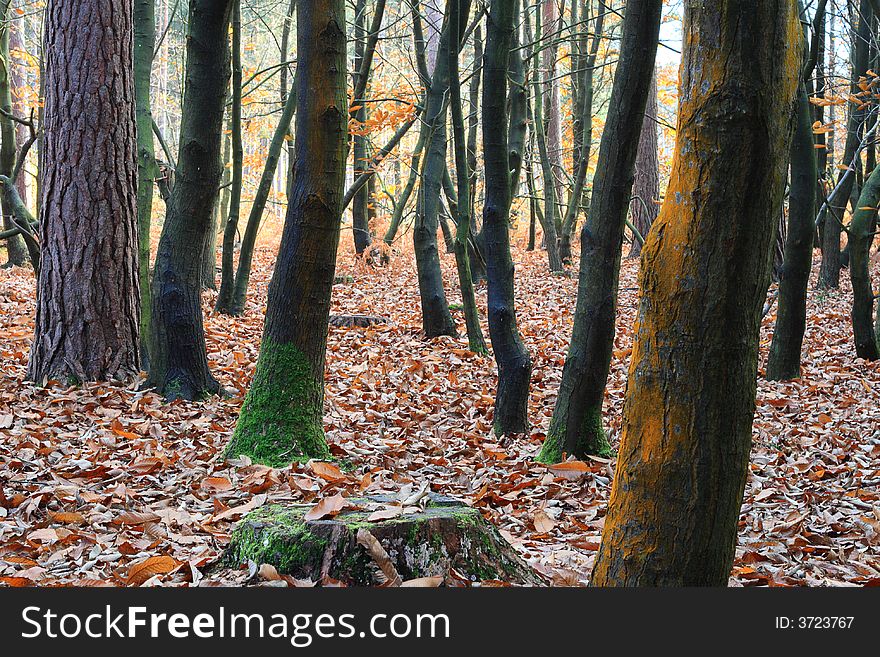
(628, 73), (659, 259)
(482, 0), (532, 435)
(0, 0), (28, 268)
(28, 0), (139, 383)
(145, 0), (234, 399)
(225, 0), (348, 466)
(538, 0), (662, 463)
(591, 0), (802, 586)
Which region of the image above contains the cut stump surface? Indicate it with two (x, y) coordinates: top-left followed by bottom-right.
(225, 494), (544, 585)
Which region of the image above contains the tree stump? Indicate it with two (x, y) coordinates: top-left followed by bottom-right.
(225, 495), (543, 586)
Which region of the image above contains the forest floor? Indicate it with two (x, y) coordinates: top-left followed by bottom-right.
(1, 240), (879, 587)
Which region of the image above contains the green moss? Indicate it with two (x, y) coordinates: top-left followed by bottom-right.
(226, 505), (327, 573)
(448, 303), (464, 311)
(537, 405), (613, 464)
(224, 339), (330, 467)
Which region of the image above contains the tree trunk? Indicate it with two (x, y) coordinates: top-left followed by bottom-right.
(628, 73), (659, 259)
(482, 0), (532, 435)
(134, 0), (159, 368)
(0, 0), (27, 268)
(146, 0), (234, 399)
(28, 0), (140, 383)
(849, 165), (880, 360)
(226, 87), (298, 316)
(591, 0), (802, 586)
(538, 0), (662, 464)
(449, 0), (487, 355)
(767, 84), (817, 380)
(215, 0), (244, 315)
(225, 0), (348, 466)
(818, 0), (872, 289)
(413, 2), (462, 339)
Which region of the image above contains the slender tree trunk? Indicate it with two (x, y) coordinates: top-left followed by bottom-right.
(591, 0), (802, 586)
(538, 0), (662, 464)
(849, 165), (880, 360)
(133, 0), (159, 368)
(818, 0), (872, 289)
(352, 0), (371, 256)
(527, 6), (563, 273)
(413, 2), (463, 338)
(0, 0), (27, 267)
(226, 88), (298, 315)
(628, 73), (659, 259)
(226, 0), (348, 466)
(483, 0), (532, 435)
(146, 0), (234, 399)
(215, 0), (244, 314)
(29, 0), (140, 383)
(449, 0), (487, 354)
(767, 84), (817, 380)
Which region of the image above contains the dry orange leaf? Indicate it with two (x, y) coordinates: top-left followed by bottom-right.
(126, 556), (177, 586)
(304, 494), (347, 521)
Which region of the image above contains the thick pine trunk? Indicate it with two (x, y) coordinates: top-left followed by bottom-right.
(539, 0), (662, 464)
(628, 73), (659, 259)
(591, 0), (802, 586)
(767, 84), (816, 380)
(146, 0), (234, 399)
(482, 0), (532, 435)
(29, 0), (140, 383)
(225, 0), (348, 466)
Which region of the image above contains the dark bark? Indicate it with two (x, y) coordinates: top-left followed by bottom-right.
(482, 0), (532, 435)
(818, 0), (872, 289)
(146, 0), (234, 399)
(413, 1), (467, 338)
(215, 0), (243, 314)
(29, 0), (140, 383)
(591, 0), (802, 586)
(225, 0), (348, 466)
(849, 164), (880, 360)
(539, 0), (662, 464)
(449, 0), (487, 354)
(767, 87), (816, 380)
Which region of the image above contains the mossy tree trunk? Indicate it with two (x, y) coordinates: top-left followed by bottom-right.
(482, 0), (532, 435)
(145, 0), (234, 399)
(538, 0), (662, 464)
(134, 0), (160, 368)
(591, 0), (802, 586)
(0, 0), (27, 268)
(29, 0), (140, 384)
(225, 0), (348, 467)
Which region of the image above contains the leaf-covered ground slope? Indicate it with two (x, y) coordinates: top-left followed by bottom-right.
(1, 246), (878, 586)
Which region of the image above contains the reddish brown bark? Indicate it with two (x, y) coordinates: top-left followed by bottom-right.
(28, 0), (140, 384)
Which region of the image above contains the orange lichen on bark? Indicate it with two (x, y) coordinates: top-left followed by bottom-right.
(592, 0), (803, 586)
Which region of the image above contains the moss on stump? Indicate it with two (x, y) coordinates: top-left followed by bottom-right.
(225, 495), (544, 586)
